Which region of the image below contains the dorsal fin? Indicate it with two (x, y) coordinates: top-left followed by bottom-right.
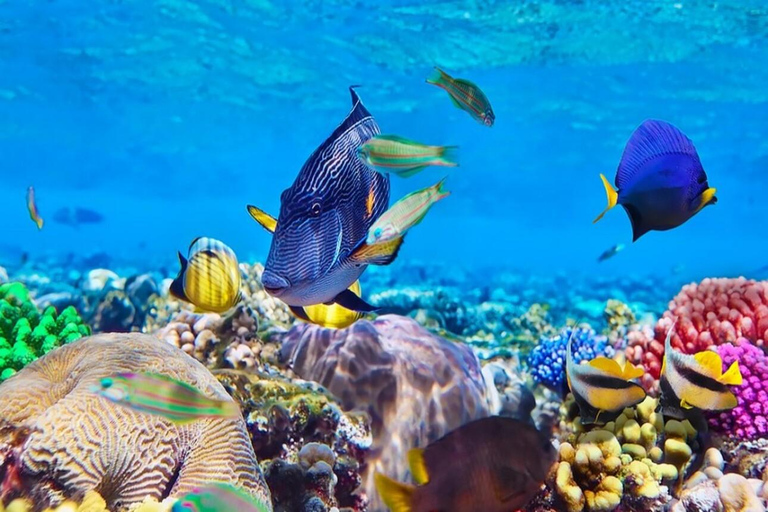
(617, 120), (702, 188)
(587, 357), (624, 377)
(693, 351), (723, 378)
(621, 362), (645, 380)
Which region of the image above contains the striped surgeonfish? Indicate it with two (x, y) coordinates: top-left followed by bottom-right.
(566, 330), (647, 424)
(170, 237), (242, 313)
(247, 87), (403, 321)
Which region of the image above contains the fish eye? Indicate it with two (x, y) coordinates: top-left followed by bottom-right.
(310, 202), (322, 216)
(101, 378), (113, 389)
(373, 228), (382, 238)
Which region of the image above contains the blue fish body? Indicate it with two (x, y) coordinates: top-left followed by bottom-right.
(594, 120), (717, 241)
(262, 88), (391, 309)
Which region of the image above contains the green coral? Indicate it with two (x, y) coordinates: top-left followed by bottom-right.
(0, 282), (90, 381)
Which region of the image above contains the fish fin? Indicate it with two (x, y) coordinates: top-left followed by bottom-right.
(375, 134), (418, 145)
(447, 94), (465, 110)
(220, 400), (242, 419)
(289, 306), (311, 322)
(693, 351), (724, 378)
(396, 166), (428, 178)
(617, 119), (701, 188)
(407, 448), (429, 485)
(374, 472), (414, 512)
(332, 289), (377, 313)
(621, 362), (645, 380)
(593, 174), (618, 223)
(680, 398), (694, 410)
(350, 237), (404, 266)
(432, 177), (451, 201)
(438, 146), (459, 167)
(623, 203), (650, 242)
(587, 356), (624, 377)
(572, 390), (601, 425)
(690, 187), (717, 215)
(719, 361), (742, 386)
(246, 205), (277, 234)
(169, 252), (189, 301)
(660, 355), (666, 377)
(426, 66), (451, 86)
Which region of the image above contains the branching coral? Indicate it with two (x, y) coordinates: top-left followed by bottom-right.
(527, 326), (613, 390)
(0, 282), (90, 381)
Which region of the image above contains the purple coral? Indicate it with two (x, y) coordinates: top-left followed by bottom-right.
(708, 338), (768, 440)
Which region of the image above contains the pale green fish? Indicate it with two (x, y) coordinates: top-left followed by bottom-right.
(94, 372), (240, 424)
(171, 482), (271, 512)
(357, 134), (458, 178)
(365, 178), (450, 245)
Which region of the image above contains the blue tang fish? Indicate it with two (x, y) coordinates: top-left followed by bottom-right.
(593, 120), (717, 241)
(247, 87), (402, 320)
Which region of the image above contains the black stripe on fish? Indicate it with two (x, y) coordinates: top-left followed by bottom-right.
(676, 365), (730, 393)
(579, 373), (639, 390)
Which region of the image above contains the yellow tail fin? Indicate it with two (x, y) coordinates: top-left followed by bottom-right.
(407, 448), (430, 485)
(593, 174), (618, 223)
(719, 361), (742, 386)
(374, 472), (415, 512)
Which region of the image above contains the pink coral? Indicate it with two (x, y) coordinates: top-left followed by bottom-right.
(708, 338), (768, 440)
(626, 278), (768, 389)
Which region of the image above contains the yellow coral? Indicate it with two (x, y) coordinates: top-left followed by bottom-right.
(555, 461), (586, 512)
(584, 475), (623, 511)
(624, 460), (663, 498)
(0, 492), (117, 512)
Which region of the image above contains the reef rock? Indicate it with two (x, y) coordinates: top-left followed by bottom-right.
(280, 314), (490, 510)
(0, 333), (270, 511)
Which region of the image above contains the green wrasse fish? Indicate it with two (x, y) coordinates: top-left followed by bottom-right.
(374, 416), (555, 512)
(660, 323), (742, 413)
(171, 482), (271, 512)
(357, 135), (458, 178)
(94, 372), (241, 424)
(426, 67), (495, 127)
(365, 178), (450, 246)
(170, 237), (242, 313)
(251, 88), (404, 322)
(247, 204), (368, 330)
(566, 333), (647, 425)
(26, 186), (43, 230)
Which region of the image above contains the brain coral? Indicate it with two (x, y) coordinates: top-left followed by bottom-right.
(280, 314), (491, 511)
(626, 277), (768, 387)
(0, 333), (270, 511)
(0, 282), (90, 381)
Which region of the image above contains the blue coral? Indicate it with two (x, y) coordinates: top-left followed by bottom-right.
(527, 326), (613, 390)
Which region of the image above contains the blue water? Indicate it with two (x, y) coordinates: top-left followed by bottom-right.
(1, 1), (767, 280)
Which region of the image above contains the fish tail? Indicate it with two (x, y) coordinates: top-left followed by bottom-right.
(593, 173), (618, 224)
(437, 146), (459, 167)
(426, 66), (450, 86)
(719, 360), (742, 386)
(220, 400), (242, 419)
(433, 177), (451, 201)
(374, 472), (414, 512)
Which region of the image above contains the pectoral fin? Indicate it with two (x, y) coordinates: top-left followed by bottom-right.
(333, 289), (377, 313)
(350, 237), (404, 266)
(246, 205), (277, 233)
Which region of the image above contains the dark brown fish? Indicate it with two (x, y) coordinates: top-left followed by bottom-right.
(375, 416), (556, 512)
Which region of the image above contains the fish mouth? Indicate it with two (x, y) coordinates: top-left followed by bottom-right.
(261, 270), (290, 296)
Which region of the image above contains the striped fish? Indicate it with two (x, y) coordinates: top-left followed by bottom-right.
(365, 178), (450, 246)
(171, 482), (271, 512)
(251, 87), (403, 322)
(94, 372), (241, 424)
(170, 237), (242, 313)
(427, 67), (495, 127)
(566, 331), (646, 425)
(357, 134), (458, 178)
(659, 323), (742, 412)
(26, 186), (43, 230)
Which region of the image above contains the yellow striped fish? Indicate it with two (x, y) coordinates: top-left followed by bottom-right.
(170, 237), (242, 313)
(566, 332), (646, 424)
(427, 67), (495, 127)
(365, 178), (450, 246)
(660, 323), (742, 411)
(357, 135), (458, 179)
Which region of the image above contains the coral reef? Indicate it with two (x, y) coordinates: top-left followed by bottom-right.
(0, 491), (174, 512)
(0, 333), (270, 511)
(527, 326), (613, 391)
(216, 369), (371, 511)
(627, 278), (768, 387)
(603, 299), (637, 343)
(280, 315), (491, 511)
(0, 282), (90, 381)
(707, 339), (768, 440)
